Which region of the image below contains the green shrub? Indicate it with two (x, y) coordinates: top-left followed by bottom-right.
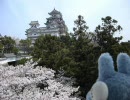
(17, 58), (28, 65)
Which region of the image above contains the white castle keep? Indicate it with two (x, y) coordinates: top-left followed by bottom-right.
(25, 8), (68, 44)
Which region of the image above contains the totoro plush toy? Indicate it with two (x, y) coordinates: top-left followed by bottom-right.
(86, 53), (130, 100)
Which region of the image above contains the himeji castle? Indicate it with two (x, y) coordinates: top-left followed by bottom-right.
(25, 8), (68, 44)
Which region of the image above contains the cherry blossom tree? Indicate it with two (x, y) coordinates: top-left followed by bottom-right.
(0, 61), (80, 100)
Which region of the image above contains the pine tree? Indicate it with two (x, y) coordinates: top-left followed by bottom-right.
(71, 15), (99, 97)
(95, 16), (123, 52)
(32, 34), (74, 73)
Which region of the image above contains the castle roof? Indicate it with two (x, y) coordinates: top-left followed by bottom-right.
(29, 21), (39, 25)
(48, 8), (61, 15)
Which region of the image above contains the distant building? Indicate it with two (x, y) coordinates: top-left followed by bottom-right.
(26, 8), (68, 44)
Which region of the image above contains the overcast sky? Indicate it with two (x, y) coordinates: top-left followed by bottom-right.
(0, 0), (130, 41)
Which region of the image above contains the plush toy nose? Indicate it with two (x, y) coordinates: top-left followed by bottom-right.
(91, 81), (108, 100)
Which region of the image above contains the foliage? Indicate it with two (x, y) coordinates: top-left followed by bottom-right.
(0, 35), (17, 53)
(71, 15), (100, 96)
(0, 43), (4, 57)
(19, 39), (32, 54)
(33, 35), (77, 75)
(13, 47), (19, 55)
(0, 43), (3, 50)
(120, 41), (130, 55)
(73, 15), (89, 38)
(32, 35), (63, 71)
(16, 58), (28, 65)
(95, 16), (123, 53)
(95, 16), (126, 69)
(0, 61), (80, 100)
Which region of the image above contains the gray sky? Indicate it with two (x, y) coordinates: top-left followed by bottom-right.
(0, 0), (130, 41)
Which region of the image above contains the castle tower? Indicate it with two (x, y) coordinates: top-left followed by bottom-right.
(29, 21), (40, 29)
(45, 8), (67, 34)
(26, 9), (68, 44)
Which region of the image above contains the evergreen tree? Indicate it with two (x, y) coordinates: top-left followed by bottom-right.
(1, 35), (16, 53)
(0, 43), (4, 57)
(120, 41), (130, 55)
(19, 39), (32, 54)
(0, 43), (3, 50)
(71, 15), (99, 96)
(95, 16), (123, 52)
(73, 15), (89, 38)
(32, 34), (73, 73)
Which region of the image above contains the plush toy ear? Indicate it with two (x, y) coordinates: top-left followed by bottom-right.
(117, 53), (130, 75)
(98, 53), (115, 81)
